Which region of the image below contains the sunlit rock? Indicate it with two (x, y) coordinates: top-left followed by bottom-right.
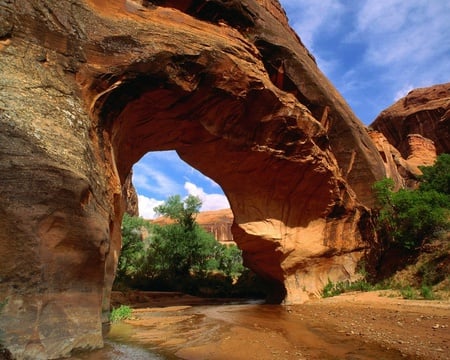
(370, 82), (450, 188)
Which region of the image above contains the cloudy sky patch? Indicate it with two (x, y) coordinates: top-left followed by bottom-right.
(281, 0), (450, 123)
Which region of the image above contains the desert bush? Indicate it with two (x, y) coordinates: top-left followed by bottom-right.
(110, 305), (132, 323)
(373, 154), (450, 250)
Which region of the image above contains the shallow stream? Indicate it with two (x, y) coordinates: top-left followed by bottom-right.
(69, 303), (410, 360)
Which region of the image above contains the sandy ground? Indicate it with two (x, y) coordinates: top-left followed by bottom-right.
(110, 291), (450, 360)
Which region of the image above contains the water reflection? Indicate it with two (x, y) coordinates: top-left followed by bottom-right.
(69, 340), (164, 360)
(69, 303), (410, 360)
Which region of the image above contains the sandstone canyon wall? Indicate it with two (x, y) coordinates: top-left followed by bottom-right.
(196, 209), (234, 244)
(0, 0), (385, 358)
(369, 83), (450, 188)
(153, 209), (235, 244)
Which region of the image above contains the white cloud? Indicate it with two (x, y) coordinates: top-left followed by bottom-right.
(280, 0), (345, 51)
(184, 182), (230, 211)
(356, 0), (409, 34)
(137, 195), (164, 219)
(280, 0), (450, 123)
(132, 161), (181, 197)
(393, 84), (414, 102)
(354, 0), (450, 86)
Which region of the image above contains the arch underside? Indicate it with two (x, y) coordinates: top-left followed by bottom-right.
(92, 41), (371, 303)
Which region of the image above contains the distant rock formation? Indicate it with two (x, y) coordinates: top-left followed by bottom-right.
(153, 208), (234, 244)
(0, 0), (386, 358)
(370, 82), (450, 188)
(196, 209), (234, 244)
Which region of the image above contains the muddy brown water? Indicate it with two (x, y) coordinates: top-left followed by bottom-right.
(70, 302), (410, 360)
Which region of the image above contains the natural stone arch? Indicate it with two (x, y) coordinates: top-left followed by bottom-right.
(0, 0), (385, 358)
(94, 62), (343, 299)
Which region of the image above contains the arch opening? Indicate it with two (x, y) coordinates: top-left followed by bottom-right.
(116, 150), (277, 300)
(95, 64), (355, 306)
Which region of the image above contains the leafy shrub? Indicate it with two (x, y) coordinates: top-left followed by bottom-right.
(372, 154), (450, 250)
(110, 305), (132, 323)
(389, 189), (448, 249)
(322, 278), (381, 298)
(420, 284), (435, 300)
(419, 153), (450, 195)
(116, 213), (152, 283)
(322, 280), (351, 298)
(400, 286), (416, 300)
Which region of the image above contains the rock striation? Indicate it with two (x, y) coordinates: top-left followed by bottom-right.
(370, 82), (450, 188)
(0, 0), (385, 358)
(196, 209), (234, 244)
(153, 208), (235, 244)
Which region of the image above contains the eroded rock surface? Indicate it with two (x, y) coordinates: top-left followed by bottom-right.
(196, 209), (234, 244)
(370, 82), (450, 188)
(0, 0), (384, 358)
(153, 209), (235, 244)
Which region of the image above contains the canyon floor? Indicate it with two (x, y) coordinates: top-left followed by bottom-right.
(90, 290), (450, 360)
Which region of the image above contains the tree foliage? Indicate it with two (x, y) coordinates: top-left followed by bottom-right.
(150, 195), (244, 278)
(419, 153), (450, 195)
(116, 213), (152, 281)
(115, 195), (246, 295)
(154, 194), (202, 230)
(152, 195), (213, 276)
(373, 154), (450, 250)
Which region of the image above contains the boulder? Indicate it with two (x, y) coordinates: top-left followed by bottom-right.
(0, 0), (384, 358)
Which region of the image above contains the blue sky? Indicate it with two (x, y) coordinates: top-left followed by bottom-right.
(133, 0), (450, 218)
(133, 151), (230, 218)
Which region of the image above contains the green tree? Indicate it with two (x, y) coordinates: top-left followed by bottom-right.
(388, 189), (449, 249)
(116, 213), (152, 281)
(372, 178), (397, 241)
(419, 153), (450, 195)
(152, 195), (216, 276)
(154, 194), (202, 230)
(373, 154), (450, 250)
(217, 244), (245, 277)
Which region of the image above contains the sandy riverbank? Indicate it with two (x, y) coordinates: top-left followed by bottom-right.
(109, 291), (449, 360)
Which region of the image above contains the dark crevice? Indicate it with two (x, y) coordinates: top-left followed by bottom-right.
(0, 32), (11, 41)
(255, 40), (331, 131)
(254, 41), (311, 107)
(145, 0), (256, 31)
(96, 55), (206, 130)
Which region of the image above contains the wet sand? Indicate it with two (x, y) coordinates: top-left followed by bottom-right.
(91, 290), (450, 360)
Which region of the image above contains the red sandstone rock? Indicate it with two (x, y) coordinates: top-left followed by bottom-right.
(196, 209), (234, 244)
(371, 83), (450, 158)
(370, 83), (449, 188)
(124, 170), (139, 216)
(154, 208), (234, 244)
(0, 0), (385, 358)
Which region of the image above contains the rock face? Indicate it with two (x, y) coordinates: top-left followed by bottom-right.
(370, 83), (450, 187)
(154, 209), (234, 244)
(196, 209), (234, 244)
(124, 171), (139, 216)
(0, 0), (385, 358)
